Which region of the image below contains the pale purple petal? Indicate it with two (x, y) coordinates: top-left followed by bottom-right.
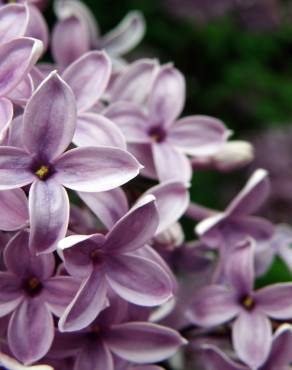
(7, 74), (34, 106)
(29, 179), (70, 254)
(25, 5), (49, 52)
(255, 283), (292, 319)
(106, 254), (173, 306)
(231, 216), (274, 243)
(23, 71), (77, 160)
(8, 300), (54, 365)
(225, 239), (255, 296)
(105, 322), (186, 363)
(143, 181), (189, 234)
(0, 37), (42, 97)
(128, 143), (157, 179)
(0, 188), (28, 231)
(43, 276), (80, 317)
(168, 115), (230, 156)
(263, 324), (292, 370)
(232, 311), (272, 370)
(54, 146), (141, 192)
(104, 102), (150, 143)
(73, 113), (126, 149)
(4, 230), (55, 279)
(101, 11), (145, 56)
(7, 114), (24, 148)
(0, 4), (28, 43)
(59, 269), (108, 332)
(0, 97), (13, 144)
(51, 16), (90, 67)
(62, 51), (111, 112)
(187, 285), (239, 327)
(152, 142), (192, 183)
(74, 342), (114, 370)
(0, 146), (33, 190)
(111, 59), (158, 104)
(149, 65), (185, 127)
(0, 272), (22, 317)
(105, 195), (158, 254)
(227, 169), (270, 216)
(78, 188), (129, 230)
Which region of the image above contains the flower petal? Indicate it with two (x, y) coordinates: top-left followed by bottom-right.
(51, 16), (90, 68)
(225, 239), (255, 296)
(23, 71), (77, 160)
(143, 181), (189, 234)
(8, 300), (54, 365)
(73, 113), (126, 149)
(187, 285), (239, 327)
(101, 11), (145, 56)
(105, 195), (158, 254)
(232, 311), (272, 370)
(0, 97), (13, 144)
(54, 146), (141, 192)
(111, 59), (158, 104)
(152, 142), (192, 183)
(255, 283), (292, 320)
(0, 4), (28, 43)
(0, 37), (43, 97)
(0, 146), (33, 190)
(4, 230), (55, 279)
(0, 272), (22, 317)
(168, 115), (230, 156)
(0, 188), (28, 231)
(43, 276), (80, 317)
(78, 188), (129, 230)
(149, 65), (185, 127)
(202, 345), (246, 370)
(29, 179), (70, 254)
(227, 169), (270, 216)
(104, 101), (150, 143)
(105, 322), (186, 363)
(58, 269), (108, 332)
(25, 4), (49, 53)
(106, 253), (173, 306)
(62, 51), (111, 112)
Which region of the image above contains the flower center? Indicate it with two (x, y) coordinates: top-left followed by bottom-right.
(148, 126), (166, 143)
(90, 249), (104, 265)
(35, 165), (50, 180)
(241, 295), (255, 310)
(23, 277), (43, 297)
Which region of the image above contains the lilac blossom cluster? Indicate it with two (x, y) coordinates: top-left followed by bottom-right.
(0, 1), (290, 370)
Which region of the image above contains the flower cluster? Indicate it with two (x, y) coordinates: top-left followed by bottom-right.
(0, 1), (290, 370)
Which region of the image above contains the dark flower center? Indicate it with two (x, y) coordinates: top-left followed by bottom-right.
(148, 126), (167, 143)
(22, 276), (43, 297)
(87, 325), (102, 341)
(240, 295), (255, 310)
(90, 249), (104, 265)
(31, 159), (56, 181)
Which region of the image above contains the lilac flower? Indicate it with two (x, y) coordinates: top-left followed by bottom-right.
(50, 296), (186, 370)
(105, 64), (230, 182)
(58, 196), (174, 331)
(0, 188), (28, 231)
(196, 169), (274, 249)
(0, 351), (53, 370)
(52, 0), (145, 69)
(0, 72), (141, 254)
(187, 239), (292, 369)
(0, 230), (79, 364)
(202, 324), (292, 370)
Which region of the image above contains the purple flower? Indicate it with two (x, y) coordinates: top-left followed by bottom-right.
(196, 169), (274, 249)
(0, 71), (141, 254)
(58, 196), (174, 331)
(105, 64), (230, 182)
(52, 0), (145, 69)
(0, 230), (79, 364)
(50, 296), (186, 369)
(202, 324), (292, 370)
(187, 239), (292, 369)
